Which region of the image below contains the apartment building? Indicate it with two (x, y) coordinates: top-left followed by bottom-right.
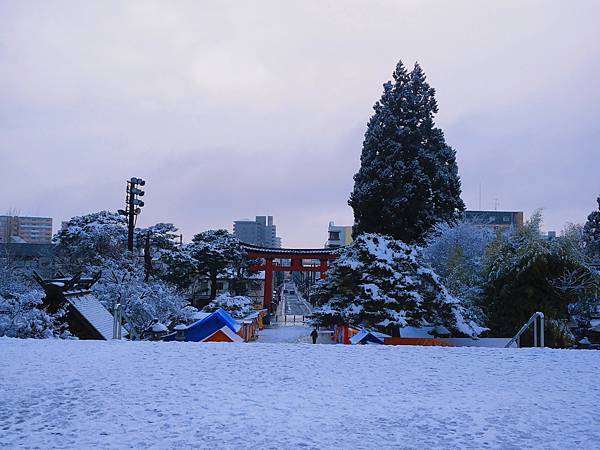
(326, 221), (353, 248)
(0, 215), (53, 244)
(464, 210), (524, 231)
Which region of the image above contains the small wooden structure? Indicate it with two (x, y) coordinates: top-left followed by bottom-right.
(33, 270), (120, 340)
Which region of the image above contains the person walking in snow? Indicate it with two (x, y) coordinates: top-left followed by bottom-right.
(311, 328), (318, 344)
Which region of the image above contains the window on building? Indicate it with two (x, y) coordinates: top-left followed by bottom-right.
(329, 231), (340, 240)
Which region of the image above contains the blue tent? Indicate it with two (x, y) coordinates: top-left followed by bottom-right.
(163, 308), (241, 342)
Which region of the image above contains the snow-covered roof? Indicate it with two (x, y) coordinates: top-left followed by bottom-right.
(241, 243), (337, 255)
(431, 325), (450, 336)
(151, 323), (168, 333)
(68, 293), (116, 340)
(191, 312), (212, 321)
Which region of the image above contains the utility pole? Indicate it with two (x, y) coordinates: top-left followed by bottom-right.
(118, 177), (146, 252)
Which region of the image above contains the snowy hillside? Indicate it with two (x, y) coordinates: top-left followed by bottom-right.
(1, 338), (599, 449)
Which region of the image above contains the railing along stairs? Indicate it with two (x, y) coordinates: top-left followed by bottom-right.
(112, 303), (141, 340)
(505, 311), (545, 348)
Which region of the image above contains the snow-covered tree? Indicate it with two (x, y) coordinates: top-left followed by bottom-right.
(423, 221), (494, 323)
(202, 293), (255, 319)
(311, 233), (485, 337)
(162, 230), (246, 299)
(583, 196), (600, 259)
(424, 221), (494, 280)
(349, 61), (464, 245)
(93, 261), (197, 334)
(54, 211), (127, 271)
(54, 212), (197, 337)
(55, 213), (181, 273)
(135, 222), (180, 254)
(561, 223), (588, 263)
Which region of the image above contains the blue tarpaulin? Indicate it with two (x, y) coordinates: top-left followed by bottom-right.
(163, 308), (241, 342)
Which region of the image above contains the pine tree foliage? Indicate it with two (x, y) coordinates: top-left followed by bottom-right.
(54, 211), (127, 270)
(311, 233), (485, 336)
(349, 61), (464, 244)
(583, 196), (600, 259)
(161, 230), (247, 299)
(135, 223), (180, 254)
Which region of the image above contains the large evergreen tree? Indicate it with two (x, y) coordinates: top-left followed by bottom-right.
(583, 195), (600, 259)
(349, 61), (464, 244)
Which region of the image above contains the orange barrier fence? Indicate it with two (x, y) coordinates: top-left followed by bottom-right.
(383, 338), (453, 347)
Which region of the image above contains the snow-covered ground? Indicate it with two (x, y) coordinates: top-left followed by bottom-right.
(1, 338), (599, 449)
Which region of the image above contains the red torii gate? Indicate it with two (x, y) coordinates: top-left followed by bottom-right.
(243, 244), (337, 311)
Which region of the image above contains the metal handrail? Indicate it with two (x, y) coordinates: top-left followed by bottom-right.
(112, 303), (123, 339)
(505, 311), (545, 348)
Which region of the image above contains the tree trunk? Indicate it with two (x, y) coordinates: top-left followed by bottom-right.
(209, 272), (218, 300)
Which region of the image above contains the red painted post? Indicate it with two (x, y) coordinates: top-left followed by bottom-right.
(319, 259), (328, 279)
(343, 324), (350, 345)
(264, 258), (273, 311)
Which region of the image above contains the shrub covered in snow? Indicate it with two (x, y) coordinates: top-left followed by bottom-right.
(0, 291), (63, 338)
(202, 293), (255, 319)
(311, 233), (485, 337)
(0, 259), (64, 338)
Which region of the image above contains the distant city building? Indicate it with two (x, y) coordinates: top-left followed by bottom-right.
(0, 215), (53, 244)
(464, 210), (524, 231)
(233, 215), (281, 248)
(326, 221), (353, 248)
(540, 230), (557, 240)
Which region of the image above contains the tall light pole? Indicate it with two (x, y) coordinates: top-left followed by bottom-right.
(119, 177), (145, 252)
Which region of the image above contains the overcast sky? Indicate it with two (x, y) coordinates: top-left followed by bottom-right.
(1, 1), (599, 247)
